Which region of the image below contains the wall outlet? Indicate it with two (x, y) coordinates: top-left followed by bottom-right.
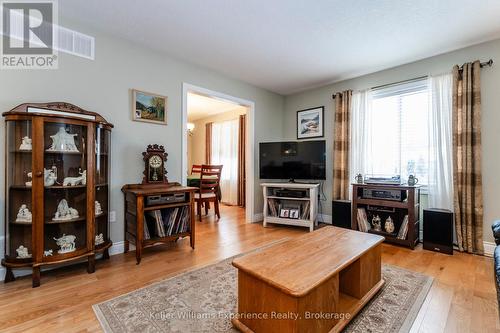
(109, 211), (116, 223)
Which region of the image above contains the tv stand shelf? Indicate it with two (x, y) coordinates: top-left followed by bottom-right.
(261, 182), (319, 232)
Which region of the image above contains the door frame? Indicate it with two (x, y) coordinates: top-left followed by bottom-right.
(181, 83), (256, 223)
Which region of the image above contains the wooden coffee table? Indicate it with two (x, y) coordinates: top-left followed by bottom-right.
(232, 226), (385, 333)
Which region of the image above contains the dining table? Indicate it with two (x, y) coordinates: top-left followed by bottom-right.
(187, 174), (222, 202)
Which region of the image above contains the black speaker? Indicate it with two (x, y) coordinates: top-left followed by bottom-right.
(332, 200), (351, 229)
(423, 208), (454, 255)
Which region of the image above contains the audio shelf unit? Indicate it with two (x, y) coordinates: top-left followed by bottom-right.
(262, 183), (319, 232)
(351, 183), (420, 249)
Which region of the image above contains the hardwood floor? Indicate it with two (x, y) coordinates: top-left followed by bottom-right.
(0, 205), (498, 333)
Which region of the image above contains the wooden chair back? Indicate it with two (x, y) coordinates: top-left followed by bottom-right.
(191, 164), (202, 174)
(199, 164), (222, 194)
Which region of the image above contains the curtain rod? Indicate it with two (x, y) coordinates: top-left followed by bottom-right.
(332, 59), (494, 99)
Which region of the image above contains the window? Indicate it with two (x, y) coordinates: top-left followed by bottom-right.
(366, 79), (429, 185)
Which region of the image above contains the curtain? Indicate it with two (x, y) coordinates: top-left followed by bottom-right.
(333, 90), (352, 200)
(428, 73), (454, 210)
(205, 122), (212, 164)
(237, 114), (246, 207)
(349, 89), (372, 196)
(212, 119), (239, 205)
(452, 61), (484, 254)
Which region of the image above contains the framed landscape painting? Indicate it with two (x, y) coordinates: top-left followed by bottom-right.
(297, 106), (324, 139)
(132, 89), (167, 125)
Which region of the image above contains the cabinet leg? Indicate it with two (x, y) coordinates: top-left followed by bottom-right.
(124, 240), (129, 253)
(32, 267), (40, 288)
(136, 247), (142, 265)
(87, 256), (96, 274)
(103, 248), (110, 260)
(4, 267), (15, 283)
(190, 235), (195, 249)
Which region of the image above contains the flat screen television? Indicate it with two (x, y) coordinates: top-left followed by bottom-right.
(259, 140), (326, 180)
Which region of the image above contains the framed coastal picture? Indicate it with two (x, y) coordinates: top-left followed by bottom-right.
(132, 89), (167, 125)
(297, 106), (324, 139)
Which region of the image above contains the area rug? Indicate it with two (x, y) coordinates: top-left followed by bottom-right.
(93, 245), (433, 333)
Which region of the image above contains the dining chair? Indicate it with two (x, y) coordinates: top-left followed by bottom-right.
(194, 164), (223, 221)
(191, 164), (202, 174)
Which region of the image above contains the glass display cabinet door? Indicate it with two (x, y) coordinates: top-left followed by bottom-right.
(6, 120), (33, 262)
(95, 126), (111, 251)
(42, 121), (88, 259)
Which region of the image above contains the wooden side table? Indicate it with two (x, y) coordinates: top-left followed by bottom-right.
(122, 183), (196, 264)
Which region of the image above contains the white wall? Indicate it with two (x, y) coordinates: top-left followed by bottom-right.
(0, 19), (285, 247)
(283, 38), (500, 243)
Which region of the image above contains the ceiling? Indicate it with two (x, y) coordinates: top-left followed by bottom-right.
(187, 93), (246, 122)
(60, 0), (500, 95)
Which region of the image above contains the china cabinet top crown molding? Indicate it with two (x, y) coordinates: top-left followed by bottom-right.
(3, 102), (114, 128)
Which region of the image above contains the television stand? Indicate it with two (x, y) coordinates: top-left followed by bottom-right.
(261, 182), (319, 232)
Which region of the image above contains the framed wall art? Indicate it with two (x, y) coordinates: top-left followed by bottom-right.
(132, 89), (167, 125)
(297, 106), (324, 139)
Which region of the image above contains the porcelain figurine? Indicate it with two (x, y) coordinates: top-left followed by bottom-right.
(44, 168), (58, 186)
(63, 170), (86, 186)
(16, 245), (31, 259)
(355, 173), (364, 184)
(407, 175), (419, 186)
(19, 136), (32, 151)
(95, 200), (103, 215)
(95, 233), (104, 246)
(46, 127), (79, 152)
(385, 216), (395, 233)
(53, 234), (76, 254)
(43, 249), (53, 257)
(16, 204), (32, 223)
(53, 199), (79, 221)
(25, 171), (32, 187)
(372, 215), (382, 231)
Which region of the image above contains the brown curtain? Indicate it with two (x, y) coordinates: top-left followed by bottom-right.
(237, 115), (246, 207)
(452, 61), (484, 254)
(205, 122), (212, 164)
(333, 90), (352, 200)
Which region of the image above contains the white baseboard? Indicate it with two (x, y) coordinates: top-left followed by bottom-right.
(318, 214), (332, 224)
(483, 241), (496, 257)
(252, 213), (263, 223)
(109, 241), (126, 256)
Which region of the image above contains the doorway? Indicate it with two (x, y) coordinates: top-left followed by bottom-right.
(182, 84), (255, 223)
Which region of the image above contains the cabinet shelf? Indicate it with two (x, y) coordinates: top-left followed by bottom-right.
(45, 185), (87, 190)
(45, 216), (86, 224)
(10, 185), (32, 190)
(44, 150), (85, 155)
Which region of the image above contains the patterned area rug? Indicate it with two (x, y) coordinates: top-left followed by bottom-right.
(94, 245), (433, 333)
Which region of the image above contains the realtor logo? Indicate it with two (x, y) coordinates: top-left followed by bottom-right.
(1, 0), (58, 69)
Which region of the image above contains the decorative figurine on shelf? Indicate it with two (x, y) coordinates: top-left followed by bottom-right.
(15, 204), (32, 223)
(142, 144), (168, 184)
(44, 168), (58, 186)
(16, 245), (31, 259)
(371, 215), (382, 231)
(43, 249), (53, 257)
(95, 200), (103, 216)
(19, 136), (32, 151)
(53, 199), (79, 221)
(53, 234), (76, 254)
(25, 171), (32, 187)
(63, 170), (86, 186)
(355, 173), (364, 184)
(407, 175), (419, 186)
(46, 127), (79, 152)
(385, 216), (395, 233)
(95, 233), (104, 246)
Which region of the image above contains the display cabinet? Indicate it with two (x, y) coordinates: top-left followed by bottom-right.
(2, 102), (113, 287)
